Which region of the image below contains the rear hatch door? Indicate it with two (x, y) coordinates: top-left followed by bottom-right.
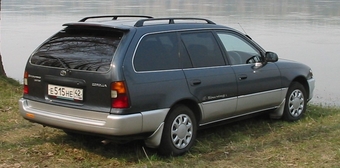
(24, 25), (125, 112)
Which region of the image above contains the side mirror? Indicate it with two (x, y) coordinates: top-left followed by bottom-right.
(265, 52), (278, 62)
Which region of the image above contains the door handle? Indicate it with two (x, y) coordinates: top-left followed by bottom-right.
(238, 74), (247, 80)
(190, 79), (201, 86)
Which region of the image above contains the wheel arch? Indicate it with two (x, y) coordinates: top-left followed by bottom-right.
(270, 76), (309, 120)
(169, 98), (202, 126)
(144, 98), (201, 149)
(290, 76), (309, 99)
(156, 99), (200, 156)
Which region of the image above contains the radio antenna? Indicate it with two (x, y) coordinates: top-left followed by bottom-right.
(238, 23), (247, 35)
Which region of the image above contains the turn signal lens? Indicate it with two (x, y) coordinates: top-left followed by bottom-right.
(111, 82), (126, 94)
(26, 113), (35, 119)
(308, 69), (314, 79)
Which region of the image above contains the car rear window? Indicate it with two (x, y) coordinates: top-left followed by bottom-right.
(30, 27), (123, 72)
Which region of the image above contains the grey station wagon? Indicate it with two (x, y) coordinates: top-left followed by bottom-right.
(19, 15), (315, 156)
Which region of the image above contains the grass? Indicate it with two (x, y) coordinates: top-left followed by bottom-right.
(1, 76), (340, 167)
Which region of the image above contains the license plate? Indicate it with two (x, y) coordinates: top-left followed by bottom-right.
(48, 84), (83, 101)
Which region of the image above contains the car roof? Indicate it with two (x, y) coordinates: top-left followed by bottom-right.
(62, 15), (232, 32)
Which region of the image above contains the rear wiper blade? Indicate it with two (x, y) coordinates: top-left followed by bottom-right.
(39, 55), (70, 69)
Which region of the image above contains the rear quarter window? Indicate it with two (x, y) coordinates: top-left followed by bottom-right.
(30, 27), (123, 72)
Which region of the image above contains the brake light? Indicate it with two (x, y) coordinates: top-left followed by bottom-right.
(23, 71), (29, 94)
(111, 81), (129, 108)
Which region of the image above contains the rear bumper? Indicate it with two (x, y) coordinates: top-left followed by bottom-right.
(19, 98), (168, 137)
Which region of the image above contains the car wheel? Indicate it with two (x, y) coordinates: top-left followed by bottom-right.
(63, 130), (79, 136)
(283, 82), (307, 121)
(158, 105), (197, 156)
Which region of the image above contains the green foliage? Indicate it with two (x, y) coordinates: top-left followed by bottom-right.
(0, 76), (21, 111)
(0, 75), (20, 86)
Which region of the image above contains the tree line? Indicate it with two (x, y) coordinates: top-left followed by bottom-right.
(0, 0), (6, 76)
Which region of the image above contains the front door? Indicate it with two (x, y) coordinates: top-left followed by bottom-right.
(216, 32), (282, 114)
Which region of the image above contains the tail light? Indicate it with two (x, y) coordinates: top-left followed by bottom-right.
(111, 81), (129, 108)
(23, 71), (29, 94)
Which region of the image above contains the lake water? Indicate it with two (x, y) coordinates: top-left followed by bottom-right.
(2, 0), (340, 106)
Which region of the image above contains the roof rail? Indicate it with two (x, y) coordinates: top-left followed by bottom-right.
(134, 18), (216, 27)
(79, 15), (153, 22)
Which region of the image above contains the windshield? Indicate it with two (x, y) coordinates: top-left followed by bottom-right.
(30, 27), (123, 72)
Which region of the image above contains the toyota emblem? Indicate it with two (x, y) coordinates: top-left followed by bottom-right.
(60, 70), (67, 76)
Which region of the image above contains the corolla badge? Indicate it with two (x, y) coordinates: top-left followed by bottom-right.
(60, 70), (67, 76)
(92, 83), (108, 88)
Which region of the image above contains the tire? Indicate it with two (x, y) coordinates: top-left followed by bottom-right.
(63, 130), (79, 137)
(283, 82), (307, 121)
(158, 105), (197, 156)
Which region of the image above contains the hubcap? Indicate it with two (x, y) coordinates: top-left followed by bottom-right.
(171, 114), (193, 149)
(288, 89), (305, 117)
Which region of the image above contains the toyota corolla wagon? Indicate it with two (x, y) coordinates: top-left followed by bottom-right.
(19, 15), (315, 156)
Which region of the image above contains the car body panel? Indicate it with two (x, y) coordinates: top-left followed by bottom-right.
(183, 67), (238, 123)
(232, 63), (282, 113)
(19, 98), (169, 137)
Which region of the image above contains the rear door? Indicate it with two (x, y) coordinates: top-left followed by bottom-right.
(216, 32), (282, 114)
(180, 31), (238, 124)
(25, 26), (124, 112)
(123, 32), (190, 113)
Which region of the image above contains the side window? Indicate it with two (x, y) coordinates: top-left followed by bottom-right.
(181, 32), (225, 68)
(217, 33), (261, 65)
(134, 32), (179, 71)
